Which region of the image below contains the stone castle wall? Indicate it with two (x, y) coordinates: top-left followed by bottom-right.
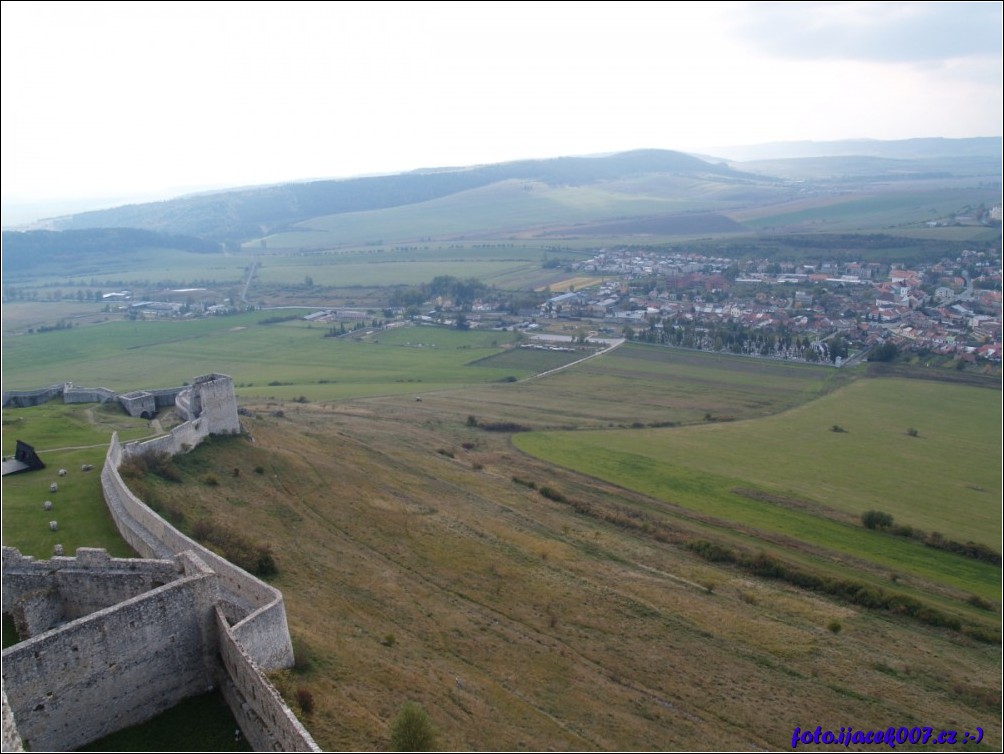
(216, 609), (318, 751)
(2, 373), (318, 751)
(2, 548), (181, 638)
(5, 381), (192, 419)
(120, 416), (212, 464)
(1, 385), (65, 409)
(63, 386), (118, 405)
(2, 551), (219, 752)
(118, 391), (157, 418)
(103, 434), (296, 669)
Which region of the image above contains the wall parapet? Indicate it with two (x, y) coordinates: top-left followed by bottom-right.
(3, 372), (318, 752)
(2, 550), (220, 752)
(216, 608), (320, 752)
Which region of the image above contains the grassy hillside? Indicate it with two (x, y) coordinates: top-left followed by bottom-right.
(3, 333), (999, 751)
(515, 378), (1001, 548)
(252, 176), (771, 251)
(110, 384), (1000, 751)
(46, 150), (748, 241)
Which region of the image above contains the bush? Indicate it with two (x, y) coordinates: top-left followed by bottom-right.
(906, 427), (919, 437)
(389, 701), (437, 752)
(827, 619), (842, 634)
(861, 510), (894, 529)
(830, 424), (847, 433)
(686, 540), (736, 563)
(296, 687), (315, 715)
(190, 519), (278, 577)
(479, 421), (530, 432)
(966, 595), (994, 612)
(538, 486), (567, 503)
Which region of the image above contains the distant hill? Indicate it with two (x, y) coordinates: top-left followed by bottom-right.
(37, 150), (745, 243)
(703, 136), (1002, 162)
(1, 228), (219, 272)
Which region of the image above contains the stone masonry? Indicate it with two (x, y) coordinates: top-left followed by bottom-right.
(1, 373), (319, 752)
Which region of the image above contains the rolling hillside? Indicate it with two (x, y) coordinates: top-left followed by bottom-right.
(36, 150), (749, 242)
(27, 138), (999, 247)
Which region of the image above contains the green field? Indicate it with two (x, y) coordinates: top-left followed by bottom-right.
(734, 186), (998, 231)
(0, 313), (540, 399)
(514, 376), (1001, 598)
(4, 246), (256, 287)
(2, 402), (155, 558)
(3, 321), (1000, 751)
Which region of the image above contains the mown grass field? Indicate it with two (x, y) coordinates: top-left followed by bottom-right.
(513, 377), (1001, 597)
(1, 402), (154, 559)
(0, 314), (539, 399)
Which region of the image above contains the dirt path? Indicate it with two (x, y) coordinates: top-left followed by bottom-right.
(521, 337), (625, 382)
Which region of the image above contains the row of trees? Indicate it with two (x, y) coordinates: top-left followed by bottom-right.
(627, 319), (850, 363)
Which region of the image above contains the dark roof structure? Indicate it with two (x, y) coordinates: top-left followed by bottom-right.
(1, 440), (46, 476)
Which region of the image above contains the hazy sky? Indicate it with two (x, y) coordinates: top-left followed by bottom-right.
(2, 1), (1001, 208)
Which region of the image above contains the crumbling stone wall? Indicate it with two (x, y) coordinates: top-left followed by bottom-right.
(63, 386), (118, 405)
(118, 391), (156, 418)
(177, 373), (241, 434)
(3, 372), (317, 752)
(1, 551), (219, 752)
(2, 548), (181, 638)
(1, 385), (65, 409)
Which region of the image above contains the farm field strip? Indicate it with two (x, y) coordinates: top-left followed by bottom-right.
(513, 377), (1001, 598)
(1, 315), (531, 394)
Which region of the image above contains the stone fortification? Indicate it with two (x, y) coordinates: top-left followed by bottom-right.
(63, 386), (118, 405)
(176, 373), (241, 433)
(104, 434), (295, 667)
(4, 381), (187, 420)
(117, 390), (157, 418)
(216, 609), (318, 751)
(2, 686), (25, 753)
(2, 547), (181, 638)
(1, 384), (65, 409)
(1, 373), (319, 752)
(2, 549), (219, 752)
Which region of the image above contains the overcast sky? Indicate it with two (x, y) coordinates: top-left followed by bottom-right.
(2, 0), (1001, 212)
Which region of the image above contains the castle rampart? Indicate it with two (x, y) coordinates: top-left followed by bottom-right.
(63, 386), (118, 405)
(2, 550), (220, 752)
(4, 380), (194, 421)
(1, 385), (65, 409)
(2, 548), (182, 638)
(2, 373), (318, 751)
(216, 608), (318, 751)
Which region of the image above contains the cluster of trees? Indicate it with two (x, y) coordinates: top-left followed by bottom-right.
(628, 318), (849, 363)
(390, 275), (491, 312)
